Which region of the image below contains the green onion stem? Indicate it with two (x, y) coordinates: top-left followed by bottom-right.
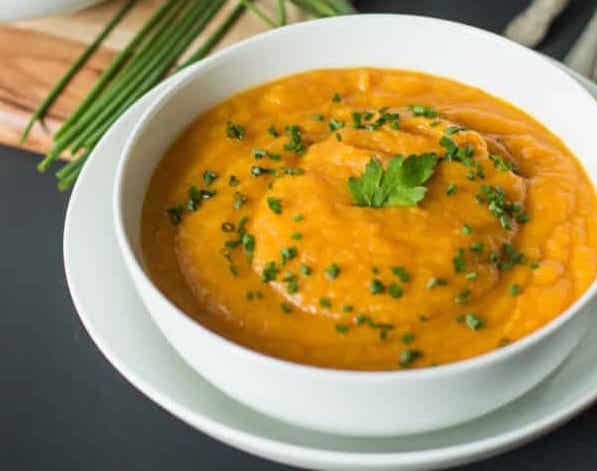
(20, 0), (136, 143)
(53, 0), (180, 141)
(40, 0), (205, 171)
(278, 0), (287, 25)
(291, 0), (336, 16)
(177, 2), (246, 70)
(55, 148), (90, 182)
(77, 0), (226, 154)
(75, 0), (224, 150)
(239, 0), (279, 27)
(64, 0), (189, 151)
(288, 0), (325, 17)
(325, 0), (357, 14)
(57, 157), (88, 191)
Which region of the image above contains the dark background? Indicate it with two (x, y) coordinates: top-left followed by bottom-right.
(2, 1), (597, 469)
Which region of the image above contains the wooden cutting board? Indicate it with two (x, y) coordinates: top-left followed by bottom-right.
(0, 0), (306, 158)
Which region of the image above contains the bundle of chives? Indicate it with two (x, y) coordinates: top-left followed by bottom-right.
(20, 0), (136, 143)
(53, 0), (179, 141)
(40, 0), (206, 172)
(56, 0), (226, 187)
(23, 0), (356, 190)
(176, 2), (247, 71)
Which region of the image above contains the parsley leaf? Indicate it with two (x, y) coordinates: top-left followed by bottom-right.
(347, 154), (438, 207)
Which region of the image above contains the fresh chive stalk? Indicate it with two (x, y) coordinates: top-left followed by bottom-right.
(325, 0), (357, 14)
(176, 2), (247, 70)
(20, 0), (136, 143)
(239, 0), (279, 27)
(290, 0), (336, 16)
(278, 0), (287, 25)
(53, 0), (180, 141)
(61, 0), (225, 180)
(40, 0), (209, 171)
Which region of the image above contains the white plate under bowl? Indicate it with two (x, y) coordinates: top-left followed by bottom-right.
(64, 57), (597, 470)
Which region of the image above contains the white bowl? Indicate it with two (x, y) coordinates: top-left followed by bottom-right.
(1, 0), (103, 22)
(113, 15), (597, 437)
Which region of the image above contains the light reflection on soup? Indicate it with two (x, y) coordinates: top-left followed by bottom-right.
(141, 68), (597, 370)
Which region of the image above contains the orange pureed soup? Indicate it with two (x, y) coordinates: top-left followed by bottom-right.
(141, 68), (597, 370)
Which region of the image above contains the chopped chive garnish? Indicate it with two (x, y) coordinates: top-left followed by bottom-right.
(470, 242), (484, 252)
(402, 332), (414, 344)
(489, 250), (500, 264)
(287, 279), (298, 294)
(510, 284), (522, 296)
(408, 104), (437, 118)
(489, 154), (514, 172)
(312, 113), (324, 121)
(246, 291), (254, 300)
(242, 233), (255, 253)
(166, 205), (184, 225)
(530, 261), (540, 269)
(455, 289), (471, 305)
(462, 224), (473, 235)
(446, 183), (457, 195)
(203, 170), (218, 186)
(233, 191), (247, 210)
(352, 112), (363, 129)
(280, 246), (297, 265)
(319, 297), (332, 308)
(453, 248), (466, 273)
(226, 121), (245, 140)
(267, 197), (282, 214)
(336, 133), (342, 142)
(261, 261), (278, 283)
(335, 323), (349, 334)
(332, 92), (341, 102)
(342, 304), (354, 313)
(444, 125), (467, 135)
(328, 118), (345, 131)
(462, 313), (484, 330)
(281, 303), (292, 313)
(228, 175), (240, 186)
(372, 266), (380, 274)
(292, 213), (304, 222)
(300, 264), (312, 276)
(291, 232), (302, 240)
(252, 149), (267, 159)
(251, 166), (273, 176)
(268, 124), (279, 137)
(388, 283), (403, 298)
(221, 222), (235, 232)
(427, 277), (447, 289)
(370, 279), (385, 294)
(400, 349), (422, 367)
(325, 263), (340, 279)
(465, 271), (478, 280)
(391, 266), (411, 282)
(283, 125), (306, 155)
(516, 213), (530, 223)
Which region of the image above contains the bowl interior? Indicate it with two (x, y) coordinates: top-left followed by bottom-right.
(115, 15), (597, 370)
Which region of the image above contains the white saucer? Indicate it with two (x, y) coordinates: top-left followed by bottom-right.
(64, 63), (597, 471)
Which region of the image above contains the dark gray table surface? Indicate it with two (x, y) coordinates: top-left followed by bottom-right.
(3, 1), (597, 469)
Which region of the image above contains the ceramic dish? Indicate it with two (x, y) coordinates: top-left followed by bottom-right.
(65, 60), (597, 470)
(113, 15), (597, 437)
(1, 0), (103, 22)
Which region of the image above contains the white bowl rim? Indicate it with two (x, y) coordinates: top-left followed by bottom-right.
(113, 13), (597, 382)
